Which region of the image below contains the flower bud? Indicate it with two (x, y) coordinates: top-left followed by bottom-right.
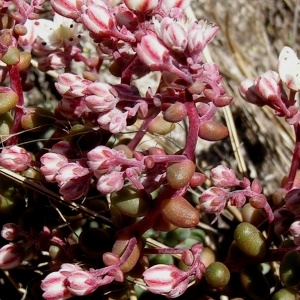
(124, 0), (158, 13)
(198, 120), (229, 141)
(82, 4), (115, 36)
(0, 146), (31, 172)
(0, 243), (24, 269)
(210, 165), (238, 187)
(50, 0), (81, 20)
(160, 196), (199, 228)
(143, 264), (189, 298)
(166, 160), (195, 189)
(67, 271), (98, 296)
(137, 32), (170, 68)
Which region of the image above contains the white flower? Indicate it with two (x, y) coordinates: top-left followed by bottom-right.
(278, 46), (300, 91)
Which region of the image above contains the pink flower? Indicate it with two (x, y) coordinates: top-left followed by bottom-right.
(0, 146), (31, 172)
(97, 108), (128, 133)
(210, 165), (239, 187)
(84, 82), (118, 113)
(199, 187), (228, 214)
(40, 153), (68, 182)
(57, 97), (90, 119)
(55, 163), (91, 200)
(1, 223), (23, 241)
(155, 17), (187, 52)
(137, 32), (171, 68)
(143, 264), (189, 298)
(41, 264), (84, 300)
(81, 4), (115, 36)
(87, 146), (126, 173)
(278, 46), (300, 91)
(187, 21), (218, 61)
(255, 71), (281, 101)
(0, 243), (24, 270)
(124, 0), (158, 13)
(41, 272), (72, 300)
(55, 73), (91, 98)
(50, 0), (81, 20)
(96, 171), (124, 194)
(67, 271), (98, 296)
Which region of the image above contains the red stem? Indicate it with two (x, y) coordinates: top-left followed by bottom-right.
(182, 100), (200, 160)
(7, 65), (25, 146)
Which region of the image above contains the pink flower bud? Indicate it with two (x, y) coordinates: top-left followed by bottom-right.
(41, 271), (72, 300)
(55, 73), (91, 98)
(199, 187), (228, 214)
(87, 146), (125, 173)
(210, 165), (239, 187)
(97, 108), (128, 133)
(162, 0), (190, 9)
(55, 163), (90, 186)
(50, 0), (81, 20)
(96, 171), (124, 194)
(255, 71), (281, 100)
(0, 146), (31, 172)
(81, 4), (115, 36)
(0, 243), (24, 270)
(40, 153), (68, 182)
(137, 32), (170, 68)
(67, 271), (98, 296)
(143, 264), (189, 298)
(187, 21), (218, 60)
(124, 0), (158, 13)
(278, 46), (300, 91)
(84, 82), (118, 112)
(1, 223), (22, 241)
(239, 78), (265, 106)
(156, 17), (187, 52)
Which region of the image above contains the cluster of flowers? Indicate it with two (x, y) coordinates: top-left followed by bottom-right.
(1, 0), (300, 299)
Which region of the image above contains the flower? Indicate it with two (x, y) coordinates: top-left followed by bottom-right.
(81, 4), (115, 37)
(66, 271), (98, 296)
(96, 171), (124, 194)
(199, 187), (228, 215)
(0, 146), (31, 172)
(124, 0), (158, 13)
(210, 165), (239, 187)
(32, 13), (82, 51)
(50, 0), (81, 20)
(137, 32), (170, 68)
(97, 108), (128, 133)
(84, 82), (118, 113)
(55, 73), (91, 98)
(40, 153), (68, 182)
(155, 17), (187, 52)
(0, 243), (24, 270)
(143, 264), (189, 298)
(278, 46), (300, 91)
(1, 223), (23, 241)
